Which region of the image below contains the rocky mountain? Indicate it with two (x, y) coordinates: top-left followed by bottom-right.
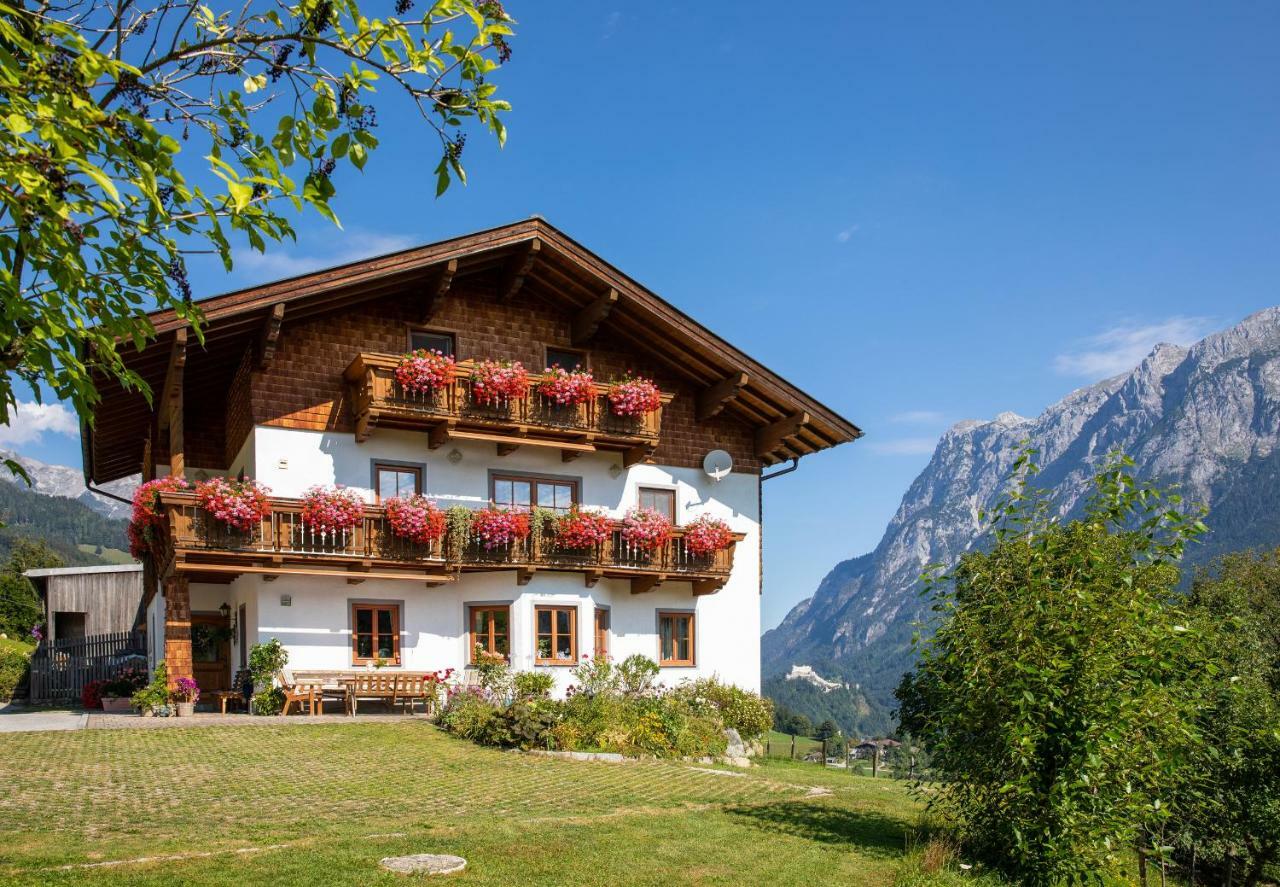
(763, 307), (1280, 717)
(0, 449), (137, 520)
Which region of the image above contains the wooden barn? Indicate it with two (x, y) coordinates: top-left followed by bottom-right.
(25, 564), (145, 643)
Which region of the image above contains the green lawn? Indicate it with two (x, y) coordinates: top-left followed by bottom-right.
(0, 722), (927, 886)
(75, 544), (135, 565)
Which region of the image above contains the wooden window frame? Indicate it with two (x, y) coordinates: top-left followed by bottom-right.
(657, 610), (695, 667)
(371, 460), (424, 503)
(543, 344), (589, 372)
(534, 604), (578, 666)
(489, 471), (581, 512)
(593, 606), (610, 658)
(351, 602), (402, 666)
(467, 603), (511, 663)
(637, 486), (677, 523)
(406, 326), (458, 357)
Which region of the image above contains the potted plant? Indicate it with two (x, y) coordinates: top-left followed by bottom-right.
(172, 676), (200, 717)
(384, 495), (447, 545)
(620, 506), (672, 555)
(194, 476), (271, 536)
(394, 348), (456, 395)
(606, 374), (662, 418)
(99, 665), (148, 713)
(683, 514), (735, 558)
(127, 475), (190, 559)
(299, 485), (364, 540)
(469, 359), (530, 407)
(537, 366), (595, 407)
(470, 506), (531, 550)
(551, 507), (612, 551)
(130, 663), (170, 716)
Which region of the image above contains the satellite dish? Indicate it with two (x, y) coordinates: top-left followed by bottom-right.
(703, 449), (733, 482)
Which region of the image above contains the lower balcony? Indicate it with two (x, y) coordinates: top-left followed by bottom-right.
(155, 492), (741, 595)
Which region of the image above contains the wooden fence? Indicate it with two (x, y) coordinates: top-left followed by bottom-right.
(27, 630), (147, 703)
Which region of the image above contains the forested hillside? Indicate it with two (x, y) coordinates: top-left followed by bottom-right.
(0, 479), (130, 566)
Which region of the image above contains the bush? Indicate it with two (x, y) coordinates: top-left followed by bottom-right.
(617, 654), (659, 696)
(0, 644), (30, 701)
(248, 638), (288, 686)
(569, 653), (620, 696)
(131, 662), (169, 713)
(81, 679), (106, 709)
(251, 686), (285, 716)
(439, 687), (500, 741)
(671, 677), (773, 739)
(482, 698), (563, 749)
(100, 664), (148, 699)
(513, 670), (555, 699)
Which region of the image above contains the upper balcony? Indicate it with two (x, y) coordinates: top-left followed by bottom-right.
(155, 492), (741, 595)
(344, 353), (674, 465)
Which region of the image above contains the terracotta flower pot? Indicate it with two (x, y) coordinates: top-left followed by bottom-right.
(101, 697), (133, 714)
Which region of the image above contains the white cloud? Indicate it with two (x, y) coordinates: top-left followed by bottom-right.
(865, 436), (940, 456)
(889, 409), (946, 425)
(233, 229), (417, 281)
(1053, 316), (1216, 379)
(602, 10), (621, 38)
(835, 225), (859, 243)
(0, 400), (78, 447)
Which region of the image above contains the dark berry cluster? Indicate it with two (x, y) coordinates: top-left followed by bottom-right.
(447, 132), (466, 160)
(167, 256), (192, 302)
(394, 0), (413, 14)
(491, 34), (511, 63)
(268, 43), (294, 83)
(478, 1), (506, 20)
(302, 0), (333, 36)
(62, 219), (84, 245)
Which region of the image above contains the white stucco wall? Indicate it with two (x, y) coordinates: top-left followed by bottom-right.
(146, 582), (165, 671)
(200, 425), (763, 692)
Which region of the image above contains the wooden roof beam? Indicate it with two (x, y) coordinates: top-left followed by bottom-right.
(697, 371), (749, 421)
(497, 238), (541, 301)
(571, 288), (618, 345)
(423, 259), (457, 322)
(755, 411), (809, 458)
(257, 303), (285, 369)
(157, 328), (187, 432)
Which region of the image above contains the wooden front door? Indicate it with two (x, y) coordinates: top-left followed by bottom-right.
(191, 613), (231, 692)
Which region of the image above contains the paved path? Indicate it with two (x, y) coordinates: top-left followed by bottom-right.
(0, 705), (87, 733)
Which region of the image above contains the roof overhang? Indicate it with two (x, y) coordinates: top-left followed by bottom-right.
(84, 218), (862, 483)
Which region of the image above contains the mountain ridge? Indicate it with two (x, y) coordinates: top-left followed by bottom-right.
(763, 307), (1280, 718)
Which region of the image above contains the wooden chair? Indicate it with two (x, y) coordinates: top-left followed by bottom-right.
(344, 672), (398, 715)
(395, 674), (441, 715)
(279, 670), (321, 716)
(206, 669), (252, 714)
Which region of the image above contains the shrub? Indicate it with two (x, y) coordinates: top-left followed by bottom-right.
(439, 687), (500, 741)
(482, 698), (563, 749)
(672, 677), (774, 739)
(513, 670), (555, 699)
(251, 686), (285, 716)
(570, 653), (620, 696)
(248, 638), (288, 686)
(81, 679), (106, 710)
(617, 654), (659, 696)
(131, 662), (170, 713)
(0, 644), (30, 701)
(101, 664), (149, 698)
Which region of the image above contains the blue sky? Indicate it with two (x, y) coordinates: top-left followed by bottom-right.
(7, 1), (1280, 630)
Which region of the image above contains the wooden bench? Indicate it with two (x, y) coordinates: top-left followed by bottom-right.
(394, 674), (443, 715)
(206, 669), (252, 714)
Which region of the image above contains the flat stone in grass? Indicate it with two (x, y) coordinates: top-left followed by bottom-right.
(379, 854), (467, 875)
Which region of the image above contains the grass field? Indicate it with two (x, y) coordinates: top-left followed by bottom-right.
(0, 721), (930, 886)
(75, 544), (134, 565)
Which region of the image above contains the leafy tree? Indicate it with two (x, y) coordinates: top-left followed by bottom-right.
(1177, 549), (1280, 885)
(897, 453), (1210, 886)
(814, 718), (841, 741)
(0, 538), (63, 637)
(0, 0), (515, 478)
(773, 709), (812, 737)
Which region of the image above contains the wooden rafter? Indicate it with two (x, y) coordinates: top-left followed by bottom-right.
(631, 574), (665, 595)
(160, 329), (187, 478)
(423, 259), (457, 321)
(497, 238), (541, 301)
(697, 371), (749, 421)
(570, 288), (618, 345)
(755, 411), (809, 458)
(257, 303), (285, 369)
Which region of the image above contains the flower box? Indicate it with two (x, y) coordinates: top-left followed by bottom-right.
(101, 696), (133, 714)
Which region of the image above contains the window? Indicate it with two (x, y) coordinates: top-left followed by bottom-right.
(468, 604), (510, 661)
(408, 328), (456, 356)
(352, 603), (401, 665)
(638, 487), (676, 522)
(545, 346), (587, 371)
(658, 611), (694, 666)
(535, 605), (577, 665)
(374, 463), (422, 502)
(491, 474), (579, 513)
(594, 607), (609, 657)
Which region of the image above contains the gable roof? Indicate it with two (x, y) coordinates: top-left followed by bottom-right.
(84, 218), (862, 482)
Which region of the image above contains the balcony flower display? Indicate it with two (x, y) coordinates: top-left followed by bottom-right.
(471, 506), (531, 549)
(537, 366), (595, 406)
(195, 477), (271, 532)
(551, 507), (612, 550)
(300, 485), (365, 535)
(395, 348), (455, 394)
(470, 359), (530, 406)
(683, 515), (735, 557)
(128, 475), (190, 558)
(607, 374), (662, 417)
(384, 495), (447, 545)
(620, 506), (672, 553)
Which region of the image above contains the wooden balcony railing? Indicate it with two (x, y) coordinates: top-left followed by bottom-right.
(344, 353), (674, 464)
(156, 492), (741, 595)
